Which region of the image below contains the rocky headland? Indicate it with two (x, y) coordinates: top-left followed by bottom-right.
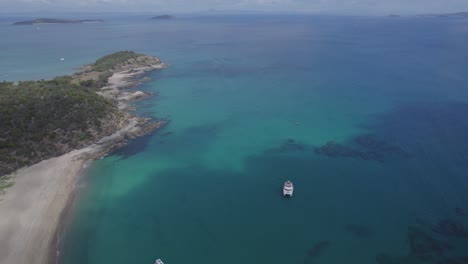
(0, 51), (167, 264)
(0, 51), (168, 177)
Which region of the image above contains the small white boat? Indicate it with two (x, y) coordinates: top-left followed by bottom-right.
(283, 180), (294, 197)
(155, 259), (164, 264)
(60, 58), (65, 61)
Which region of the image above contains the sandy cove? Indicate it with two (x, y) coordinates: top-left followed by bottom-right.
(0, 148), (89, 264)
(0, 62), (167, 264)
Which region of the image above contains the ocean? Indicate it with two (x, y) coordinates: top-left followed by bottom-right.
(1, 14), (468, 264)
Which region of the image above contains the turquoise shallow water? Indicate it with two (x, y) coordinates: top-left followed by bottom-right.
(2, 14), (468, 264)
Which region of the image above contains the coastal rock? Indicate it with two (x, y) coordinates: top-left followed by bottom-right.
(118, 91), (151, 102)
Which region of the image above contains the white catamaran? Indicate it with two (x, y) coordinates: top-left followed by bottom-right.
(283, 180), (294, 197)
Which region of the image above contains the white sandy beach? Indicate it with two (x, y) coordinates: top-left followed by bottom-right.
(0, 148), (90, 264)
(0, 113), (165, 264)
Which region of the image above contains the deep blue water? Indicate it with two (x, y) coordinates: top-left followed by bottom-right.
(2, 14), (468, 264)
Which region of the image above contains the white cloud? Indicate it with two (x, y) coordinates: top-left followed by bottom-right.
(1, 0), (468, 14)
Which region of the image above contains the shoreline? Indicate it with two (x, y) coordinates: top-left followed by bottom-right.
(0, 59), (168, 264)
(49, 158), (91, 264)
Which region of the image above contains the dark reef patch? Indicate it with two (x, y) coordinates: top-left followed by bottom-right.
(364, 102), (468, 161)
(314, 134), (407, 162)
(438, 256), (468, 264)
(407, 226), (451, 259)
(455, 208), (466, 217)
(159, 131), (174, 137)
(145, 121), (228, 160)
(431, 219), (468, 238)
(345, 224), (373, 238)
(416, 218), (429, 227)
(265, 138), (308, 154)
(316, 102), (468, 163)
(303, 240), (331, 264)
(375, 222), (468, 264)
(110, 133), (155, 160)
(307, 240), (331, 257)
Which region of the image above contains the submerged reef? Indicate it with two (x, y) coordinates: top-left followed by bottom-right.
(314, 134), (407, 161)
(376, 215), (468, 264)
(345, 224), (373, 238)
(160, 131), (174, 137)
(431, 219), (468, 238)
(264, 138), (308, 154)
(303, 240), (331, 264)
(455, 208), (466, 217)
(308, 240), (331, 257)
(376, 226), (451, 264)
(407, 226), (451, 259)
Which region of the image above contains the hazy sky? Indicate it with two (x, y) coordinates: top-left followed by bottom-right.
(1, 0), (468, 14)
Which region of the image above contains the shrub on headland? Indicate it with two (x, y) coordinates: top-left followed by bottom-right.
(0, 77), (120, 176)
(92, 51), (143, 72)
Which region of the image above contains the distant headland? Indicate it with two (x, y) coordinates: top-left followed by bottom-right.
(13, 18), (104, 25)
(151, 15), (174, 20)
(418, 12), (468, 18)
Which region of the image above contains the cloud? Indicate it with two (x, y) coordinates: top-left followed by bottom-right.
(1, 0), (468, 14)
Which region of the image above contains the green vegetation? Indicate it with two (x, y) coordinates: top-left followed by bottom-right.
(92, 51), (143, 72)
(0, 50), (156, 177)
(0, 77), (120, 176)
(0, 175), (14, 194)
(77, 71), (113, 90)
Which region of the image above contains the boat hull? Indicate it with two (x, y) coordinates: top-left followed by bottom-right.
(283, 189), (293, 197)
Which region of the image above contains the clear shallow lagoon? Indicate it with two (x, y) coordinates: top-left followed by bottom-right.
(2, 14), (468, 264)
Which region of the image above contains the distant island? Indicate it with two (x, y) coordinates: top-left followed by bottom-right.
(151, 15), (174, 20)
(419, 12), (468, 18)
(13, 18), (103, 25)
(388, 14), (400, 18)
(0, 51), (167, 177)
